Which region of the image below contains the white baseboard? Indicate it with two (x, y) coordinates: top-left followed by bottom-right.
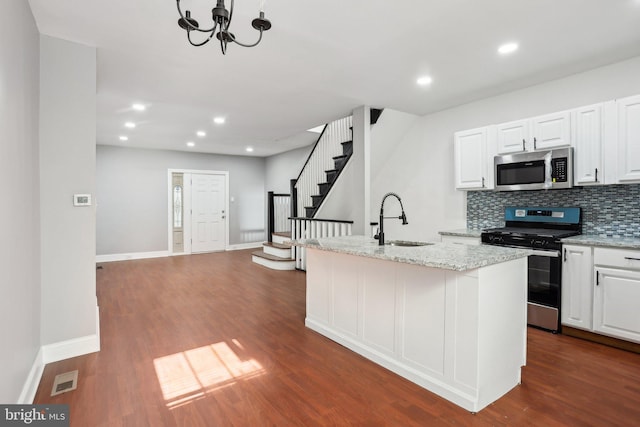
(227, 242), (263, 251)
(19, 307), (101, 403)
(96, 250), (168, 263)
(17, 348), (44, 404)
(41, 334), (100, 365)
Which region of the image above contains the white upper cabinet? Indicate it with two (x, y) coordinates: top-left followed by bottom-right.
(496, 119), (529, 154)
(496, 110), (571, 154)
(531, 111), (572, 150)
(454, 126), (494, 190)
(572, 103), (605, 186)
(615, 94), (640, 183)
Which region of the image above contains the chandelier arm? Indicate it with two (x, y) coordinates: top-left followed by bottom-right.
(187, 27), (217, 47)
(176, 0), (217, 33)
(220, 33), (227, 55)
(228, 0), (234, 29)
(229, 30), (264, 48)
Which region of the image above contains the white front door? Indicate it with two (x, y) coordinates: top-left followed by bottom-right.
(191, 173), (226, 253)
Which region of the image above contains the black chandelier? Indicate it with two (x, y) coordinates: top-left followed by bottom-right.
(176, 0), (271, 55)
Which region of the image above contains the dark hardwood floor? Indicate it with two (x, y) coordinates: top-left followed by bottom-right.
(34, 250), (640, 426)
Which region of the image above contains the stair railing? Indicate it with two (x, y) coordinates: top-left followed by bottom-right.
(290, 217), (353, 270)
(293, 115), (353, 218)
(267, 192), (291, 243)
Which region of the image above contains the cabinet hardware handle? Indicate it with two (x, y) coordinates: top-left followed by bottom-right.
(522, 139), (526, 151)
(563, 248), (567, 262)
(596, 270), (600, 286)
(533, 137), (537, 150)
(482, 177), (485, 188)
(594, 168), (598, 182)
(624, 257), (640, 261)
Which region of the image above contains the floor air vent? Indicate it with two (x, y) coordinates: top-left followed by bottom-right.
(50, 370), (78, 396)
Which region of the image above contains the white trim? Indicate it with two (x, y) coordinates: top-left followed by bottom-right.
(96, 250), (168, 263)
(227, 242), (263, 251)
(18, 307), (100, 403)
(41, 334), (100, 365)
(18, 348), (44, 404)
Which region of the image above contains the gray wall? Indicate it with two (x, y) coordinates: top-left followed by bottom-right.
(96, 145), (266, 255)
(0, 1), (41, 403)
(265, 144), (313, 194)
(370, 55), (640, 243)
(40, 36), (98, 346)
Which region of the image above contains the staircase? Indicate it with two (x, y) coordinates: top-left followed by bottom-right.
(251, 232), (296, 270)
(252, 109), (383, 271)
(304, 140), (353, 217)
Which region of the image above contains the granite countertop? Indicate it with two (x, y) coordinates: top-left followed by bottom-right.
(561, 235), (640, 250)
(290, 235), (531, 272)
(438, 228), (483, 238)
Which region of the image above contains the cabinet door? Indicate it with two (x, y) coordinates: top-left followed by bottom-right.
(616, 94), (640, 182)
(496, 119), (528, 154)
(561, 245), (593, 330)
(531, 111), (572, 150)
(454, 127), (489, 190)
(593, 267), (640, 343)
(573, 104), (603, 185)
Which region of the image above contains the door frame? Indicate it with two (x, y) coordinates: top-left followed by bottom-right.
(167, 169), (230, 255)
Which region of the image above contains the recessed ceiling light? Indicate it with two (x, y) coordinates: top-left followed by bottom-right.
(416, 75), (433, 86)
(119, 136), (128, 141)
(213, 117), (226, 125)
(196, 130), (206, 137)
(186, 141), (195, 147)
(125, 122), (136, 128)
(498, 42), (519, 55)
(307, 125), (325, 133)
(246, 147), (254, 152)
(132, 103), (146, 111)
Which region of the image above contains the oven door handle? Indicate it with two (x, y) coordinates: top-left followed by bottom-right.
(529, 249), (561, 258)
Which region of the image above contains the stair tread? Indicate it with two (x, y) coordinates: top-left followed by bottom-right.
(325, 169), (338, 173)
(272, 231), (291, 238)
(263, 242), (290, 250)
(333, 154), (348, 160)
(252, 251), (293, 262)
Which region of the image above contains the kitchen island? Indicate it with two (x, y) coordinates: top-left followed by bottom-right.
(291, 235), (531, 412)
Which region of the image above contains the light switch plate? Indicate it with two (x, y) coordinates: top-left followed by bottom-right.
(73, 194), (92, 206)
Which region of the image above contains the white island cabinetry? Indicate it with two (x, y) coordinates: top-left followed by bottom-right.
(298, 237), (529, 413)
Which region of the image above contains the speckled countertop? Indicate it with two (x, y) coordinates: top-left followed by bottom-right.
(561, 235), (640, 250)
(290, 235), (531, 272)
(438, 228), (483, 238)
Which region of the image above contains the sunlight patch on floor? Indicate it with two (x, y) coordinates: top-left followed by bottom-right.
(153, 340), (265, 408)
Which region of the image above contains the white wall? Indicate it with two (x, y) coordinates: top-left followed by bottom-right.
(265, 144), (313, 194)
(0, 0), (41, 404)
(39, 36), (98, 346)
(96, 145), (267, 255)
(372, 55), (640, 243)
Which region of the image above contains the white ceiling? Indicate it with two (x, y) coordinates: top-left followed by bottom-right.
(28, 0), (640, 157)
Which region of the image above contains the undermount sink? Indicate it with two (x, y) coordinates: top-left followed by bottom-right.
(386, 240), (433, 247)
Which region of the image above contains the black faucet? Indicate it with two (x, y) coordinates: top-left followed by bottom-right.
(374, 192), (408, 245)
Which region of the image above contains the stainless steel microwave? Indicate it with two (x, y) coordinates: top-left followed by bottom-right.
(494, 147), (573, 191)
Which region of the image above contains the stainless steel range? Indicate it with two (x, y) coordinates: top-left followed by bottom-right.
(481, 207), (581, 332)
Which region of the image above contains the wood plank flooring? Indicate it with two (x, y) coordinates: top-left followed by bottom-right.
(34, 250), (640, 426)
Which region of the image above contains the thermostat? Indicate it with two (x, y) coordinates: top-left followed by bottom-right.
(73, 194), (92, 206)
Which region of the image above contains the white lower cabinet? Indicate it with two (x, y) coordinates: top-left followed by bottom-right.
(561, 245), (593, 330)
(593, 267), (640, 343)
(563, 245), (640, 344)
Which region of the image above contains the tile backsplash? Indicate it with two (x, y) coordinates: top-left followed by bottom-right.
(467, 184), (640, 237)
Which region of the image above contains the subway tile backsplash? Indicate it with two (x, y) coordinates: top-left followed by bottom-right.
(467, 184), (640, 237)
